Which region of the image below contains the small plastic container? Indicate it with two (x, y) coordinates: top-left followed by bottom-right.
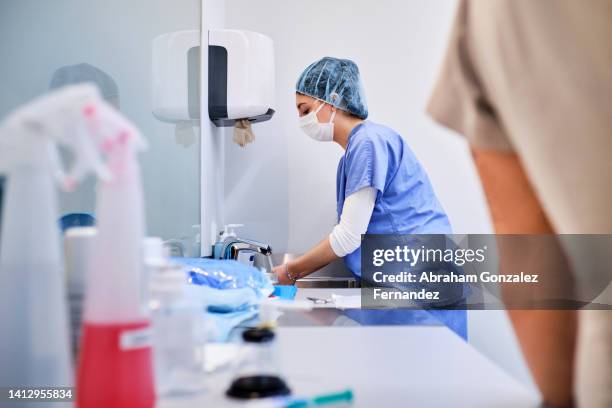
(226, 327), (291, 399)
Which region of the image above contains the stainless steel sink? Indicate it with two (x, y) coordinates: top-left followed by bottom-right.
(253, 252), (359, 288)
(295, 276), (359, 288)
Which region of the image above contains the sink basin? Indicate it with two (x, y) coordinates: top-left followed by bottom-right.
(295, 276), (359, 288)
(253, 253), (359, 288)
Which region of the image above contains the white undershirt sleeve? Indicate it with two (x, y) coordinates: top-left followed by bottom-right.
(329, 187), (377, 257)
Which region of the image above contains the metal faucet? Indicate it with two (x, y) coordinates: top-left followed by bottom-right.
(219, 236), (272, 258)
(218, 234), (275, 272)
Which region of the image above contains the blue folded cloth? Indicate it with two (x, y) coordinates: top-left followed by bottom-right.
(176, 258), (273, 342)
(204, 308), (258, 343)
(185, 285), (263, 314)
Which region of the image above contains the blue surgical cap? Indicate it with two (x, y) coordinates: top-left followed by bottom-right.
(296, 57), (368, 119)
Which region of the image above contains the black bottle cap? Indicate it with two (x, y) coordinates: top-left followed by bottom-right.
(242, 327), (275, 343)
(226, 375), (291, 399)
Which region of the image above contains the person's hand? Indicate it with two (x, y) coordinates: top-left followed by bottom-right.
(273, 263), (295, 286)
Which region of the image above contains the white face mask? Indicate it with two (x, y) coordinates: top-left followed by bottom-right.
(299, 101), (336, 142)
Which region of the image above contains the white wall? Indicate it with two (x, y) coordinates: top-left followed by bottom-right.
(0, 0), (201, 247)
(225, 0), (535, 390)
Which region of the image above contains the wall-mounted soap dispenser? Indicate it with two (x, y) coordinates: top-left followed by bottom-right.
(152, 29), (275, 125)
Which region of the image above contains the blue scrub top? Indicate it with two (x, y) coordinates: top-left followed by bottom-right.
(336, 121), (452, 277)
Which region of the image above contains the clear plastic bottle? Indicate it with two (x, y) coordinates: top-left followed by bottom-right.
(148, 248), (206, 397)
(77, 100), (155, 408)
(0, 85), (112, 400)
(226, 327), (290, 399)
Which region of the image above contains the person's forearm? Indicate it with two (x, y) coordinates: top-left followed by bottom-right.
(285, 187), (375, 281)
(472, 148), (576, 407)
(288, 237), (338, 279)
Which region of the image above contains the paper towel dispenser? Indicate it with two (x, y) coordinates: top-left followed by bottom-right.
(152, 30), (200, 123)
(209, 30), (275, 127)
(152, 29), (275, 127)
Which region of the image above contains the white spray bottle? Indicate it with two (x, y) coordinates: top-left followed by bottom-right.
(0, 85), (111, 393)
(76, 101), (156, 407)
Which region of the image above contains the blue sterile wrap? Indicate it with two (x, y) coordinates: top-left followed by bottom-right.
(177, 258), (271, 292)
(173, 258), (274, 342)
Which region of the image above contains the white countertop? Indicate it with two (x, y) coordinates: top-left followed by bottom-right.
(159, 288), (540, 408)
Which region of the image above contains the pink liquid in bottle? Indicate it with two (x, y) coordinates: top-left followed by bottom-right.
(77, 321), (155, 408)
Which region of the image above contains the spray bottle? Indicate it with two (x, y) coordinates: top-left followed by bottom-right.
(0, 85), (110, 397)
(76, 100), (155, 407)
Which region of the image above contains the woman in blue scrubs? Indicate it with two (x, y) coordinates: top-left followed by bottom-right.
(272, 57), (466, 339)
(273, 56), (453, 285)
